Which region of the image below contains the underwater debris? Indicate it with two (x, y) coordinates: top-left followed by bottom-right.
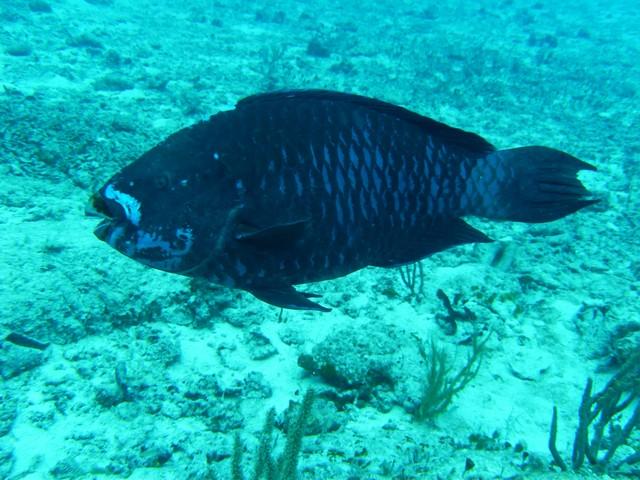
(114, 361), (130, 401)
(4, 332), (50, 351)
(413, 333), (487, 421)
(232, 389), (314, 480)
(95, 362), (130, 408)
(548, 349), (640, 474)
(435, 289), (476, 336)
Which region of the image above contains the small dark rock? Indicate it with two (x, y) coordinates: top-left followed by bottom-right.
(50, 456), (85, 478)
(278, 326), (306, 346)
(207, 400), (243, 432)
(306, 37), (331, 58)
(95, 385), (124, 408)
(110, 118), (136, 133)
(329, 60), (356, 75)
(68, 33), (104, 50)
(143, 446), (171, 467)
(0, 344), (46, 379)
(93, 75), (134, 92)
(246, 330), (277, 360)
(28, 407), (56, 429)
(147, 334), (181, 367)
(6, 44), (32, 57)
(255, 9), (269, 22)
(614, 82), (636, 99)
(577, 28), (591, 39)
(29, 0), (52, 13)
(272, 10), (286, 23)
(104, 49), (122, 67)
(0, 441), (14, 479)
(464, 457), (475, 472)
(541, 34), (558, 48)
(305, 398), (342, 434)
(420, 7), (437, 20)
(608, 322), (640, 367)
(469, 430), (504, 451)
(528, 33), (558, 48)
(243, 371), (272, 399)
(0, 389), (17, 436)
(255, 9), (286, 23)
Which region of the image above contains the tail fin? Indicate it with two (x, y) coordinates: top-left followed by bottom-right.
(487, 146), (597, 223)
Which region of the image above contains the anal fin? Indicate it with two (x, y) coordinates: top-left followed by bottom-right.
(370, 218), (492, 268)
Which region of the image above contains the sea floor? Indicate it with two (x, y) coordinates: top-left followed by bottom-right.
(1, 0), (639, 479)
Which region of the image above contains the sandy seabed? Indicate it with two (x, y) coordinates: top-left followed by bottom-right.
(1, 0), (638, 478)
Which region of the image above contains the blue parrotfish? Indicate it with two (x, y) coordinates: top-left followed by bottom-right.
(87, 90), (597, 311)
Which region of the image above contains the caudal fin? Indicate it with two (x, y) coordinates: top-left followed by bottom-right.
(488, 146), (598, 223)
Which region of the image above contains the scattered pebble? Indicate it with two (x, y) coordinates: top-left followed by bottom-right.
(0, 344), (47, 379)
(28, 0), (52, 13)
(307, 37), (331, 58)
(6, 44), (32, 57)
(93, 75), (134, 91)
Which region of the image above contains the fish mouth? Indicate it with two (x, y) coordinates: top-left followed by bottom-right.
(93, 218), (112, 241)
(86, 193), (114, 240)
(85, 193), (111, 219)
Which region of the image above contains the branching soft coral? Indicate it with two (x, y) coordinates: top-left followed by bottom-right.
(413, 333), (487, 421)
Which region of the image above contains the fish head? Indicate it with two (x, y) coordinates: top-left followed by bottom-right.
(87, 125), (239, 274)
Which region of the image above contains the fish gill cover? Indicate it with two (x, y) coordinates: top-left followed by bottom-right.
(0, 0), (638, 479)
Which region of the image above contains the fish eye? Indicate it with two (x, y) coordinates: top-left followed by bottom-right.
(154, 173), (171, 189)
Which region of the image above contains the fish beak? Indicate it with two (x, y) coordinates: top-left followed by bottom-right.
(93, 219), (111, 240)
(86, 193), (113, 240)
(85, 193), (112, 219)
(85, 204), (104, 218)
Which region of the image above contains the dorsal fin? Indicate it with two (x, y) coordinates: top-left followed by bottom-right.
(236, 90), (495, 155)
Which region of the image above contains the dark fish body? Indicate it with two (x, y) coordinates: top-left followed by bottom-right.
(89, 90), (596, 311)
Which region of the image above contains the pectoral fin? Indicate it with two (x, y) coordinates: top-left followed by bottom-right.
(235, 218), (309, 249)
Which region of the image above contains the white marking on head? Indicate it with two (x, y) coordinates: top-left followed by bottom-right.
(105, 184), (141, 226)
(135, 227), (193, 256)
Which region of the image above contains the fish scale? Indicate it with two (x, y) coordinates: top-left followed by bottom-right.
(90, 90), (597, 311)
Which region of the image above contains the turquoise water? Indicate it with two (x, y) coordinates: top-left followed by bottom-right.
(1, 0), (638, 478)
